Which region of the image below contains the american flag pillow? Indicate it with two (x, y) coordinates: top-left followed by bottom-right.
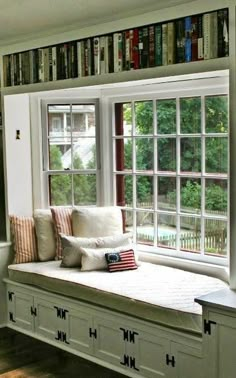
(105, 249), (138, 272)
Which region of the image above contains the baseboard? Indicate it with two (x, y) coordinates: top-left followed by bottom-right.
(0, 323), (7, 328)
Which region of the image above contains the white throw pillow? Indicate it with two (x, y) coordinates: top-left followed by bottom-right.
(72, 206), (123, 237)
(60, 234), (97, 267)
(34, 209), (56, 261)
(80, 244), (136, 271)
(60, 233), (133, 267)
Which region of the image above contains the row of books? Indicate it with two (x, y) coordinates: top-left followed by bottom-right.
(3, 8), (229, 87)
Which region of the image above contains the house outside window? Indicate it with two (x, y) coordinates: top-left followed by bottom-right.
(43, 100), (98, 206)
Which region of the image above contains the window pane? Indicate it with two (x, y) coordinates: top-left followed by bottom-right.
(115, 103), (132, 137)
(180, 97), (201, 134)
(205, 137), (228, 174)
(180, 216), (201, 253)
(136, 176), (153, 208)
(158, 177), (176, 211)
(48, 105), (70, 135)
(49, 174), (72, 205)
(180, 137), (201, 173)
(157, 214), (176, 249)
(158, 138), (176, 171)
(157, 99), (176, 134)
(74, 174), (96, 205)
(116, 138), (132, 171)
(205, 95), (228, 133)
(135, 101), (153, 135)
(180, 178), (201, 213)
(136, 138), (153, 171)
(71, 104), (95, 134)
(72, 138), (96, 169)
(123, 209), (133, 233)
(136, 211), (154, 245)
(116, 175), (133, 207)
(204, 219), (227, 256)
(205, 179), (227, 214)
(49, 142), (71, 170)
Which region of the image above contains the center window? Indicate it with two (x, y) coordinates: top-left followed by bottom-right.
(113, 92), (229, 264)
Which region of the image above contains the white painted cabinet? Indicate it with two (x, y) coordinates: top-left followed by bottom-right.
(196, 288), (236, 378)
(6, 280), (203, 378)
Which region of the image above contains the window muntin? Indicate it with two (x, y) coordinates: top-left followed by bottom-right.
(113, 94), (229, 263)
(45, 102), (97, 206)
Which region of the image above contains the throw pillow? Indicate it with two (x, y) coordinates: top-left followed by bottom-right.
(50, 207), (72, 259)
(80, 245), (133, 271)
(60, 234), (97, 267)
(72, 206), (123, 237)
(10, 215), (38, 263)
(105, 249), (138, 272)
(34, 209), (56, 261)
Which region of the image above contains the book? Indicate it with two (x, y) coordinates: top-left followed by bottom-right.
(113, 33), (122, 72)
(22, 51), (30, 85)
(218, 9), (229, 57)
(210, 12), (218, 59)
(38, 48), (44, 82)
(77, 40), (85, 77)
(162, 23), (168, 66)
(149, 25), (155, 67)
(203, 13), (211, 60)
(125, 30), (130, 70)
(29, 50), (39, 83)
(197, 15), (204, 60)
(155, 24), (162, 66)
(108, 35), (114, 73)
(175, 19), (185, 63)
(43, 48), (50, 82)
(93, 37), (100, 75)
(84, 39), (91, 76)
(140, 26), (149, 68)
(100, 36), (106, 74)
(52, 46), (57, 80)
(185, 17), (192, 62)
(191, 16), (198, 61)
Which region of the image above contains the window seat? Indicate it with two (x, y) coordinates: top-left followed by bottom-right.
(7, 261), (228, 335)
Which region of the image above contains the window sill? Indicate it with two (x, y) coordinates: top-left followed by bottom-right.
(138, 248), (229, 284)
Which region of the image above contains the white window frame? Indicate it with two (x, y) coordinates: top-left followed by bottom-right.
(41, 98), (101, 207)
(109, 76), (229, 267)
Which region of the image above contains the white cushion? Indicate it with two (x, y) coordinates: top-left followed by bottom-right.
(34, 209), (56, 261)
(80, 245), (134, 271)
(72, 206), (123, 237)
(60, 234), (97, 267)
(60, 233), (133, 267)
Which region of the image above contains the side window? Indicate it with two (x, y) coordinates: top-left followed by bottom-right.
(113, 94), (229, 264)
(44, 102), (98, 206)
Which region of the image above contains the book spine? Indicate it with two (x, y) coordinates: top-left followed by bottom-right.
(104, 36), (109, 73)
(203, 13), (211, 60)
(149, 25), (155, 67)
(129, 29), (134, 69)
(52, 46), (57, 80)
(191, 16), (198, 61)
(10, 54), (14, 86)
(142, 27), (149, 68)
(210, 12), (218, 59)
(132, 28), (139, 69)
(125, 30), (130, 70)
(84, 39), (91, 76)
(90, 39), (95, 76)
(38, 49), (44, 82)
(48, 47), (53, 81)
(18, 53), (23, 85)
(175, 19), (185, 63)
(218, 9), (229, 58)
(155, 24), (162, 66)
(63, 44), (68, 79)
(13, 54), (18, 85)
(138, 28), (143, 68)
(197, 15), (204, 60)
(108, 35), (114, 73)
(93, 37), (100, 75)
(162, 24), (168, 66)
(113, 33), (122, 72)
(100, 36), (106, 74)
(185, 16), (192, 62)
(77, 41), (85, 77)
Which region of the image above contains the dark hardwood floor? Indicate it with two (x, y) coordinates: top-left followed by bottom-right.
(0, 328), (126, 377)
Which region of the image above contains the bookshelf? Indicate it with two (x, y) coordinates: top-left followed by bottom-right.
(2, 8), (229, 89)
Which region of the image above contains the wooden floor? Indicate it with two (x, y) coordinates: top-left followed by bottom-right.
(0, 328), (126, 377)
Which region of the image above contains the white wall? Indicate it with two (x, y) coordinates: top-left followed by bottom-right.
(4, 94), (33, 217)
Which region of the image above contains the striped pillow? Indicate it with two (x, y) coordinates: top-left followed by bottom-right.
(50, 207), (72, 259)
(105, 249), (138, 272)
(10, 215), (38, 264)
